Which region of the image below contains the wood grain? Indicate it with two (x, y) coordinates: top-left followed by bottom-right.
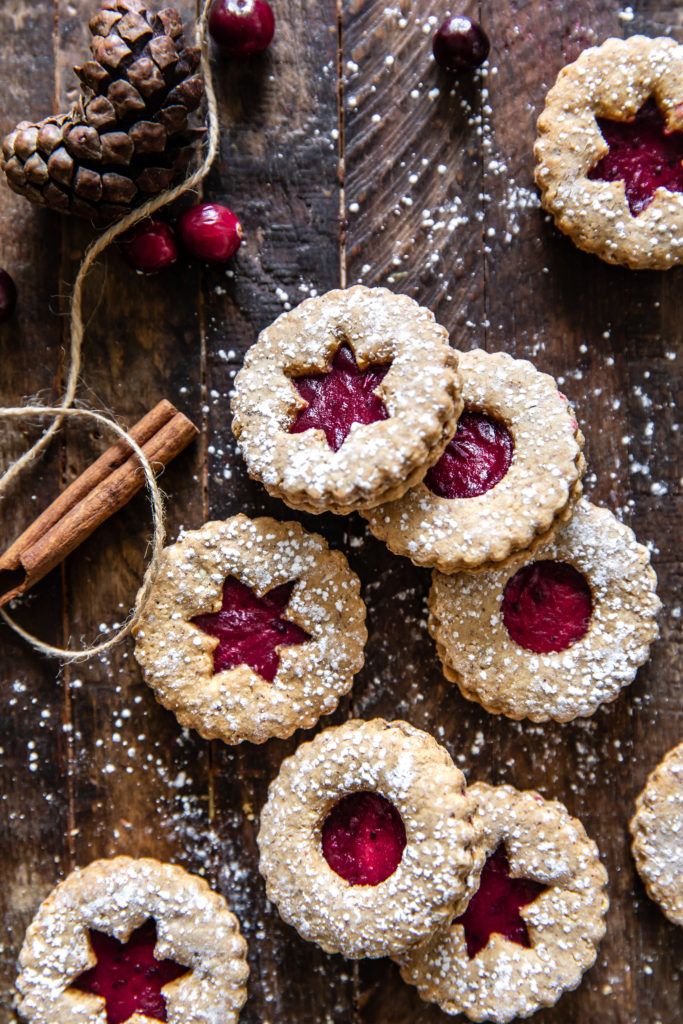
(0, 1), (682, 1022)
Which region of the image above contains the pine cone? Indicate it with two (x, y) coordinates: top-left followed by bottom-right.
(1, 0), (204, 223)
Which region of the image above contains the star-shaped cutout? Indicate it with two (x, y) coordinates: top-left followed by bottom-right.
(71, 919), (188, 1024)
(289, 343), (390, 452)
(191, 576), (311, 681)
(454, 844), (548, 959)
(588, 97), (683, 215)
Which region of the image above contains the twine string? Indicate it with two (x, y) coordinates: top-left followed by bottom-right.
(0, 1), (218, 660)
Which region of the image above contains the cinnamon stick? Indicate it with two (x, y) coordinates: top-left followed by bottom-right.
(0, 400), (199, 607)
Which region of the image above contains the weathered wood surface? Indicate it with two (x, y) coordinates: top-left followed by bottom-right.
(0, 1), (681, 1023)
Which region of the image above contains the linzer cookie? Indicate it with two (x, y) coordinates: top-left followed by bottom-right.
(399, 783), (608, 1023)
(231, 285), (462, 515)
(429, 500), (660, 722)
(630, 741), (683, 926)
(364, 349), (584, 572)
(535, 36), (683, 269)
(257, 718), (480, 959)
(16, 856), (248, 1024)
(134, 514), (366, 744)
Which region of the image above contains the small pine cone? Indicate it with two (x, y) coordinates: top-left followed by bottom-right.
(1, 1), (205, 223)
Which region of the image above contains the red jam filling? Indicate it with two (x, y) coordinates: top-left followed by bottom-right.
(454, 845), (547, 959)
(501, 560), (592, 654)
(321, 791), (407, 886)
(290, 344), (390, 452)
(191, 577), (310, 681)
(71, 920), (188, 1024)
(588, 98), (683, 215)
(425, 410), (513, 499)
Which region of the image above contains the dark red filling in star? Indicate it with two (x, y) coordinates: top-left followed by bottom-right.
(501, 559), (593, 654)
(588, 97), (683, 215)
(425, 410), (514, 499)
(321, 791), (407, 886)
(455, 845), (548, 959)
(289, 344), (390, 452)
(191, 577), (311, 681)
(71, 919), (188, 1024)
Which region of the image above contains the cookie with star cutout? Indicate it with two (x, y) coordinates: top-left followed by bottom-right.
(133, 514), (366, 744)
(535, 35), (683, 269)
(231, 285), (463, 515)
(398, 783), (609, 1023)
(16, 856), (248, 1024)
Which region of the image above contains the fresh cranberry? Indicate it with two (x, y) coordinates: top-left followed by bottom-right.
(122, 220), (178, 275)
(454, 845), (547, 958)
(208, 0), (275, 57)
(425, 410), (513, 499)
(588, 97), (683, 215)
(432, 15), (490, 72)
(501, 560), (593, 654)
(178, 203), (243, 262)
(191, 576), (310, 681)
(71, 919), (188, 1024)
(290, 344), (390, 452)
(322, 791), (407, 886)
(0, 268), (17, 323)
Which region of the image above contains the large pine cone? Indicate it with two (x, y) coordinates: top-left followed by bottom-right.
(1, 0), (204, 223)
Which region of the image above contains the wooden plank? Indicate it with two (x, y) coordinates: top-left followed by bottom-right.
(343, 2), (683, 1023)
(53, 0), (212, 877)
(0, 2), (71, 1018)
(202, 2), (354, 1021)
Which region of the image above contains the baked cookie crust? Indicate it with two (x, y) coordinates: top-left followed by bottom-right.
(231, 285), (462, 515)
(16, 856), (248, 1024)
(399, 783), (608, 1023)
(535, 35), (683, 269)
(630, 740), (683, 926)
(258, 718), (480, 959)
(363, 349), (585, 573)
(134, 514), (367, 744)
(429, 500), (660, 722)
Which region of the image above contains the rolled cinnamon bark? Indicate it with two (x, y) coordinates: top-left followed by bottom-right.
(0, 400), (198, 607)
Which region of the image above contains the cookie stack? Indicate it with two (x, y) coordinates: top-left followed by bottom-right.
(258, 718), (609, 1022)
(230, 284), (661, 727)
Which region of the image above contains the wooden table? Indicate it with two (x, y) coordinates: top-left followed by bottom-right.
(1, 2), (681, 1022)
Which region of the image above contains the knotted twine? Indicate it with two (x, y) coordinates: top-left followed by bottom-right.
(0, 0), (219, 661)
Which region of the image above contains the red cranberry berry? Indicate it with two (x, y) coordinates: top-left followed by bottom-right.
(0, 268), (17, 323)
(178, 203), (243, 263)
(209, 0), (275, 58)
(122, 220), (178, 275)
(432, 15), (490, 73)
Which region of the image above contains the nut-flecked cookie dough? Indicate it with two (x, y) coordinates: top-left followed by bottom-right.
(134, 514), (366, 744)
(231, 285), (462, 515)
(364, 349), (585, 572)
(429, 499), (660, 722)
(16, 856), (248, 1024)
(630, 740), (683, 926)
(535, 36), (683, 269)
(258, 718), (481, 959)
(399, 783), (608, 1023)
